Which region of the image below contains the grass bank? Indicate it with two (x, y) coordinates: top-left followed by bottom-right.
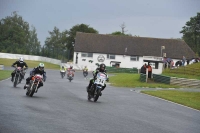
(162, 63), (200, 80)
(109, 73), (180, 88)
(0, 58), (60, 70)
(0, 70), (12, 81)
(141, 90), (200, 110)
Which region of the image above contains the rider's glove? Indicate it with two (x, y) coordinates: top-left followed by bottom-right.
(106, 78), (109, 82)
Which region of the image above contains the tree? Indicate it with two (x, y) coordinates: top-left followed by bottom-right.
(110, 31), (132, 36)
(28, 26), (41, 55)
(44, 27), (68, 59)
(67, 24), (98, 60)
(180, 12), (200, 56)
(0, 11), (30, 54)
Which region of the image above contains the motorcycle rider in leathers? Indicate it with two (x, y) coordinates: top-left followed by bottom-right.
(24, 63), (46, 91)
(86, 63), (109, 96)
(11, 57), (28, 82)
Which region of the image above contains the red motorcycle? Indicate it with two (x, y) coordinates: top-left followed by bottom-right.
(26, 74), (43, 97)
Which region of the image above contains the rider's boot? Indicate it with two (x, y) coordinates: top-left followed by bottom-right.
(24, 81), (30, 89)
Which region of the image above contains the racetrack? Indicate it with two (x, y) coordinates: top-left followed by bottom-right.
(0, 68), (200, 133)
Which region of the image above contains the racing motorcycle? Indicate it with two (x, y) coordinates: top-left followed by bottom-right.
(67, 70), (74, 82)
(13, 67), (23, 87)
(60, 70), (66, 79)
(87, 72), (107, 102)
(26, 74), (43, 97)
(83, 70), (88, 78)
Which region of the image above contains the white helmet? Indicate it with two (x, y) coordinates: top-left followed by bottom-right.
(19, 57), (24, 63)
(38, 63), (44, 71)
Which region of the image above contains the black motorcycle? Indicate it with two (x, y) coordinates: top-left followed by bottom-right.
(13, 67), (23, 87)
(87, 72), (107, 102)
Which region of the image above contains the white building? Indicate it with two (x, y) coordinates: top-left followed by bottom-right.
(73, 32), (196, 74)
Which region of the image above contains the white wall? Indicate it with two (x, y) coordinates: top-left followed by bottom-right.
(0, 52), (61, 65)
(73, 52), (165, 74)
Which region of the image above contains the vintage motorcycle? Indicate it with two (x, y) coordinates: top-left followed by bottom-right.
(83, 70), (88, 78)
(67, 70), (74, 82)
(13, 67), (23, 87)
(26, 74), (43, 97)
(60, 70), (66, 79)
(87, 72), (107, 102)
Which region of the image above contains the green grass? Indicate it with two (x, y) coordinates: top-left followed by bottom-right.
(141, 90), (200, 110)
(109, 73), (180, 88)
(0, 58), (60, 70)
(162, 63), (200, 80)
(0, 70), (12, 80)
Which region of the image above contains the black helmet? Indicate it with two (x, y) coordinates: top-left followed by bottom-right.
(99, 63), (106, 71)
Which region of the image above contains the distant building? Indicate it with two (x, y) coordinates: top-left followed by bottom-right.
(73, 32), (196, 73)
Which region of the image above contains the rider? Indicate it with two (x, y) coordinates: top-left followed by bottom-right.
(24, 63), (46, 91)
(83, 66), (88, 76)
(60, 66), (66, 76)
(67, 65), (75, 78)
(11, 57), (28, 82)
(87, 63), (109, 96)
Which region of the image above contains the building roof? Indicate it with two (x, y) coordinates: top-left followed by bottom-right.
(74, 32), (196, 59)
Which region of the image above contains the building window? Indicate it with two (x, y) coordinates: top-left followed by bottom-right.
(107, 54), (115, 59)
(81, 53), (93, 57)
(130, 56), (139, 61)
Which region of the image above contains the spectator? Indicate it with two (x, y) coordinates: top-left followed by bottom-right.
(175, 60), (182, 67)
(140, 63), (147, 74)
(147, 63), (152, 78)
(170, 60), (174, 68)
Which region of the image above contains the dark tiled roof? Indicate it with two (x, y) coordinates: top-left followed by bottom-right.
(74, 32), (196, 59)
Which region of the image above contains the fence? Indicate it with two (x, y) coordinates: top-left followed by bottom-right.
(139, 73), (200, 88)
(140, 73), (146, 82)
(106, 67), (138, 73)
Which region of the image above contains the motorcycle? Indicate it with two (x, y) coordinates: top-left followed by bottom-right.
(13, 67), (23, 87)
(60, 70), (66, 79)
(83, 70), (88, 78)
(67, 70), (74, 82)
(87, 72), (107, 102)
(26, 74), (43, 97)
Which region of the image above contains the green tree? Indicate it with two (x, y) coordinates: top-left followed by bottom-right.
(0, 11), (30, 54)
(180, 12), (200, 56)
(111, 31), (132, 36)
(28, 26), (41, 55)
(67, 24), (98, 60)
(44, 27), (68, 59)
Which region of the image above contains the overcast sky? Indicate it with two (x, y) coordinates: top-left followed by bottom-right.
(0, 0), (199, 45)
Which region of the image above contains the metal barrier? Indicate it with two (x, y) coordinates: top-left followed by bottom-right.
(140, 73), (146, 82)
(153, 74), (171, 84)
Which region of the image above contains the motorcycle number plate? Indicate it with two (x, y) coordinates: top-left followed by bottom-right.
(95, 77), (105, 86)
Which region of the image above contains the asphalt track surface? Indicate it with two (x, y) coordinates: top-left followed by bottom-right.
(0, 69), (200, 133)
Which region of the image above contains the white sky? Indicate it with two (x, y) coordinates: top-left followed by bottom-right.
(0, 0), (200, 45)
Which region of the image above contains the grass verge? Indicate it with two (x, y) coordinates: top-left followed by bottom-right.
(162, 69), (200, 80)
(109, 73), (180, 88)
(0, 58), (60, 70)
(0, 70), (12, 81)
(141, 90), (200, 110)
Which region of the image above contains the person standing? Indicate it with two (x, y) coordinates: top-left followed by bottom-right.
(147, 64), (152, 78)
(140, 63), (147, 74)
